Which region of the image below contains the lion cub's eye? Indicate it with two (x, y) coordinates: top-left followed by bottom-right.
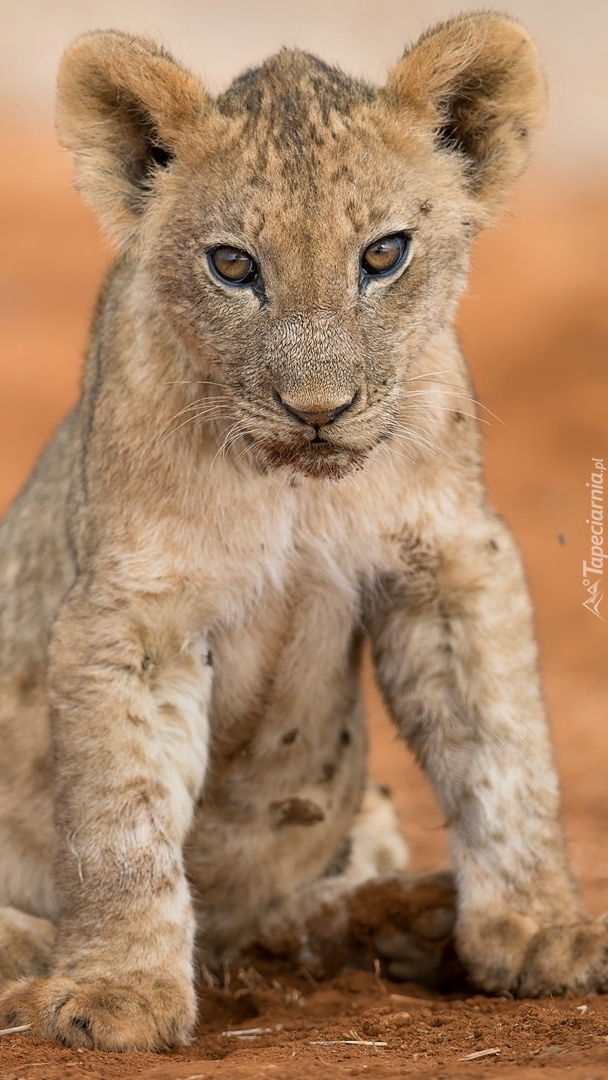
(361, 233), (410, 277)
(209, 246), (259, 285)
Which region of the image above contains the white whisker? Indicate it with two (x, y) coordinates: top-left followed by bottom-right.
(403, 384), (504, 425)
(407, 368), (454, 382)
(207, 422), (246, 476)
(162, 379), (231, 389)
(390, 423), (456, 463)
(404, 402), (491, 426)
(379, 439), (414, 464)
(155, 406), (234, 450)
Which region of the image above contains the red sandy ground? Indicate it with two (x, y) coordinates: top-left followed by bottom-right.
(0, 118), (607, 1078)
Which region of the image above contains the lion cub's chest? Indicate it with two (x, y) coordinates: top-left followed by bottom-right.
(187, 524), (370, 913)
(201, 503), (373, 819)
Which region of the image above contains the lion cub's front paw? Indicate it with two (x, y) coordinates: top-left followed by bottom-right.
(458, 911), (608, 998)
(0, 974), (195, 1051)
(517, 915), (608, 998)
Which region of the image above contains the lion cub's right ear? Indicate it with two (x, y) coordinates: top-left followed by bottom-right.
(56, 31), (215, 246)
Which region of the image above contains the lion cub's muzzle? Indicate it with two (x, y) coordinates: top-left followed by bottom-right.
(252, 389), (371, 480)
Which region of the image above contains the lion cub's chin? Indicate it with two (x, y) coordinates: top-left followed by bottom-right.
(255, 438), (370, 480)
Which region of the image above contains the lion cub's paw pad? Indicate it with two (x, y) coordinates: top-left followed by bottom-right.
(374, 906), (456, 982)
(346, 871), (458, 987)
(0, 976), (194, 1051)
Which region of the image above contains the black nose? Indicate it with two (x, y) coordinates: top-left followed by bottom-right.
(275, 392), (356, 428)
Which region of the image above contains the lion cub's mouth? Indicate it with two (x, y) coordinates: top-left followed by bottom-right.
(251, 434), (369, 480)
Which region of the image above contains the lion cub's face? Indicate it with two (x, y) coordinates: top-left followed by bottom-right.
(151, 55), (471, 479)
(57, 20), (545, 477)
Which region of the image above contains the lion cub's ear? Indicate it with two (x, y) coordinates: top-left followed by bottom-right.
(385, 13), (546, 220)
(56, 31), (214, 245)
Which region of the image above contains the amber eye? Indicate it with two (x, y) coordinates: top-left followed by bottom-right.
(361, 233), (410, 277)
(209, 246), (258, 285)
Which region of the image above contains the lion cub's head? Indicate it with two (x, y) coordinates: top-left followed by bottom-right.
(57, 15), (544, 479)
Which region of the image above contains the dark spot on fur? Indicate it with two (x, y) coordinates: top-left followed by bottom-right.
(340, 728), (352, 746)
(141, 654), (153, 672)
(205, 649), (213, 667)
(127, 710), (148, 726)
(420, 200), (432, 213)
(224, 738), (253, 762)
(71, 1015), (92, 1034)
(148, 143), (173, 169)
(282, 727), (299, 745)
(454, 410), (465, 422)
(270, 797), (325, 826)
(488, 538), (499, 551)
(321, 762), (337, 782)
(15, 667), (42, 703)
(379, 783), (392, 799)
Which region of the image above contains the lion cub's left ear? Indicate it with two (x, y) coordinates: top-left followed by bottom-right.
(385, 13), (546, 220)
(56, 31), (217, 246)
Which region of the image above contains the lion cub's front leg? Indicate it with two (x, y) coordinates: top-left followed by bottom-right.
(0, 585), (212, 1051)
(370, 508), (608, 997)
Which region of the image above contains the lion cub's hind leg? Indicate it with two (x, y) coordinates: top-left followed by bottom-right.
(247, 783), (458, 988)
(0, 908), (56, 981)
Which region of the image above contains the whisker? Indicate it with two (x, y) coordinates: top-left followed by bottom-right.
(404, 402), (491, 426)
(403, 385), (504, 425)
(379, 438), (414, 464)
(156, 394), (233, 436)
(160, 396), (233, 425)
(223, 429), (246, 457)
(390, 432), (434, 457)
(162, 379), (231, 389)
(392, 421), (441, 448)
(234, 441), (252, 465)
(155, 407), (235, 450)
(155, 412), (213, 450)
(390, 424), (456, 463)
(220, 423), (245, 455)
(407, 368), (455, 382)
(207, 422), (246, 476)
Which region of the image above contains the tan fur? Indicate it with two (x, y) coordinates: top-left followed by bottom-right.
(1, 13), (606, 1053)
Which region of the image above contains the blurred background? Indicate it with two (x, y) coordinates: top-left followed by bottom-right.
(0, 2), (606, 907)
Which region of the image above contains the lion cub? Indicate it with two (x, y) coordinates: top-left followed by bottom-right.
(0, 12), (607, 1053)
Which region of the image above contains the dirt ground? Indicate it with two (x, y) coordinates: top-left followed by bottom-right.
(0, 117), (607, 1078)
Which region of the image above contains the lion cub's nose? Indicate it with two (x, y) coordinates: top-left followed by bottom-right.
(276, 392), (356, 428)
